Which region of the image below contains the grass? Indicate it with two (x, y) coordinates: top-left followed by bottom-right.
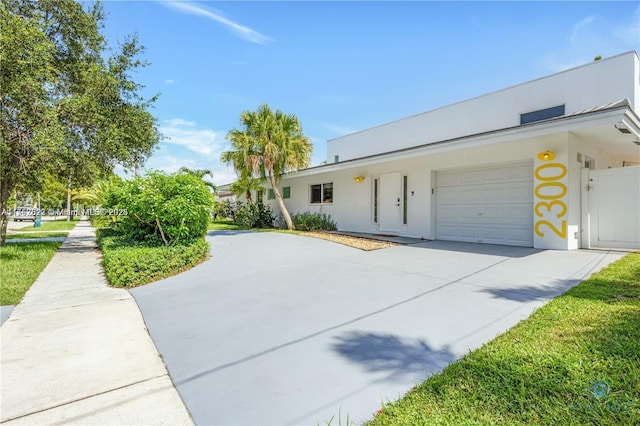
(370, 252), (640, 425)
(16, 221), (77, 232)
(6, 232), (69, 240)
(0, 241), (63, 305)
(208, 220), (244, 231)
(97, 229), (211, 288)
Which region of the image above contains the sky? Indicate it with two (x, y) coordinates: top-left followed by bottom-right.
(100, 1), (640, 185)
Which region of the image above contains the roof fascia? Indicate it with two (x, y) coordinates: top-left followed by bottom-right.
(290, 105), (633, 178)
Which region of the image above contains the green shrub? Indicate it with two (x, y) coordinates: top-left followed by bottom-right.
(291, 212), (337, 231)
(97, 229), (210, 287)
(234, 202), (274, 228)
(213, 199), (241, 221)
(103, 171), (214, 245)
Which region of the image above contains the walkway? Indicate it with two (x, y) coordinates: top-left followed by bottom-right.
(0, 221), (192, 425)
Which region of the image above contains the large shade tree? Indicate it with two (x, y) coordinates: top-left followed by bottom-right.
(0, 0), (159, 245)
(222, 104), (312, 230)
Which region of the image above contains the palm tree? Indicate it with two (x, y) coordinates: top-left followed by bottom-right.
(222, 104), (312, 230)
(229, 172), (264, 204)
(177, 167), (217, 193)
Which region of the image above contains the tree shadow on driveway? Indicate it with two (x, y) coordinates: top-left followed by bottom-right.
(481, 279), (582, 303)
(331, 331), (457, 381)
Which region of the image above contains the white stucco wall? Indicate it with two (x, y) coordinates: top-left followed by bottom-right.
(328, 51), (639, 163)
(263, 133), (556, 243)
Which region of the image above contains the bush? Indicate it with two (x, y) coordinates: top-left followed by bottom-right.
(104, 171), (214, 245)
(213, 199), (241, 221)
(234, 202), (274, 228)
(97, 229), (210, 287)
(291, 212), (337, 231)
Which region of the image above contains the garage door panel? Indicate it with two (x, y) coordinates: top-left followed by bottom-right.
(483, 187), (504, 202)
(507, 164), (533, 180)
(459, 226), (480, 239)
(482, 206), (505, 220)
(508, 228), (534, 245)
(508, 205), (533, 221)
(436, 162), (533, 247)
(460, 206), (481, 219)
(482, 227), (505, 241)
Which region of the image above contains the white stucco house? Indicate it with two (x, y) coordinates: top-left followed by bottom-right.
(235, 51), (640, 250)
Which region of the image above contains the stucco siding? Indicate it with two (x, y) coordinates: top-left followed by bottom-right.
(328, 51), (639, 162)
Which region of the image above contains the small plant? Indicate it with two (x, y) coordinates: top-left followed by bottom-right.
(213, 200), (242, 221)
(234, 202), (274, 229)
(291, 212), (337, 231)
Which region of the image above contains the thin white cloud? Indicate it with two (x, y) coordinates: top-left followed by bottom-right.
(159, 118), (223, 155)
(323, 123), (358, 136)
(570, 15), (595, 45)
(543, 8), (639, 73)
(613, 5), (640, 45)
(165, 2), (273, 45)
(164, 79), (175, 85)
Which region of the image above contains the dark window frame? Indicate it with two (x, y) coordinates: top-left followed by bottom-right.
(520, 105), (565, 125)
(310, 183), (333, 204)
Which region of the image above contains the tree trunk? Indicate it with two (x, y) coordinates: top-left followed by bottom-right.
(0, 171), (16, 247)
(0, 179), (12, 247)
(267, 171), (294, 230)
(245, 190), (253, 204)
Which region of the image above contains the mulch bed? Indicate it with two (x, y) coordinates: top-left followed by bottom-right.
(302, 231), (397, 251)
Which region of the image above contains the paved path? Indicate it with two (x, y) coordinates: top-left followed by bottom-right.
(0, 221), (192, 425)
(132, 231), (625, 425)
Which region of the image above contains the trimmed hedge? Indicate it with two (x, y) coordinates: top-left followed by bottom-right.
(98, 229), (210, 287)
(291, 212), (337, 231)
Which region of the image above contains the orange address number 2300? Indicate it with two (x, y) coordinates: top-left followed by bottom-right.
(534, 163), (567, 238)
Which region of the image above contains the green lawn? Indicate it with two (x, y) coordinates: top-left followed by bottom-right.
(6, 232), (69, 240)
(16, 221), (77, 232)
(208, 220), (244, 231)
(371, 253), (640, 425)
(0, 241), (62, 305)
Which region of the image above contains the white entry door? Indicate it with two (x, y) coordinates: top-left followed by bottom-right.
(379, 172), (402, 233)
(584, 166), (640, 249)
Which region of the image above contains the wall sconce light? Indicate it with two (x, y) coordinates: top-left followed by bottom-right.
(353, 176), (365, 183)
(537, 150), (555, 161)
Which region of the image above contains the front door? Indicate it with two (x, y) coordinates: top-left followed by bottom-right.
(379, 172), (402, 233)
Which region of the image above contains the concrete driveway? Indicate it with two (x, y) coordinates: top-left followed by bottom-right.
(131, 231), (624, 425)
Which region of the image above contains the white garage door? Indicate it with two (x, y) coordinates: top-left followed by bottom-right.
(436, 162), (534, 247)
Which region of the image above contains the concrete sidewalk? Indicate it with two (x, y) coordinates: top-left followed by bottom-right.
(0, 221), (192, 425)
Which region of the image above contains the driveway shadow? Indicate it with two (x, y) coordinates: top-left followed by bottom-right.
(331, 331), (456, 380)
(482, 279), (581, 302)
(408, 240), (543, 258)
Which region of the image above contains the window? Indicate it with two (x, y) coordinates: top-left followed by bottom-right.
(268, 189), (275, 200)
(334, 155), (339, 163)
(257, 189), (264, 203)
(520, 105), (565, 125)
(403, 175), (408, 225)
(310, 183), (333, 204)
(373, 178), (378, 223)
(283, 186), (291, 199)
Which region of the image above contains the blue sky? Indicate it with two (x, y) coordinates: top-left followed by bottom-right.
(101, 1), (640, 185)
